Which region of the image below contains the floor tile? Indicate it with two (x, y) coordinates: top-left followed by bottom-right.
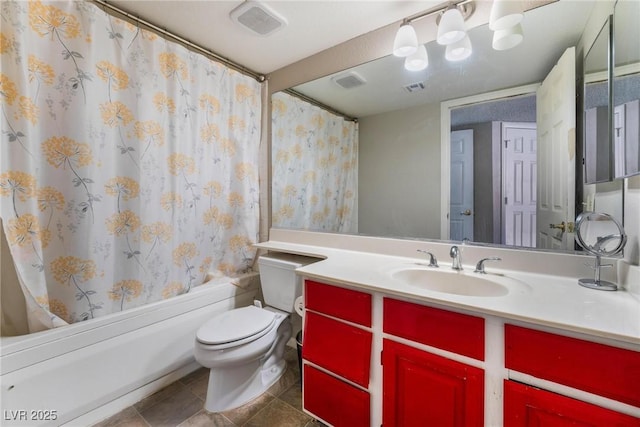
(133, 381), (187, 413)
(304, 420), (328, 427)
(278, 382), (303, 412)
(244, 399), (311, 427)
(186, 374), (209, 401)
(138, 387), (203, 427)
(221, 392), (274, 426)
(176, 410), (234, 427)
(179, 368), (208, 387)
(92, 407), (148, 427)
(267, 363), (300, 397)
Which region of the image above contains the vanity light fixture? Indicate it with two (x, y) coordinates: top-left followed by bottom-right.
(445, 35), (472, 61)
(392, 0), (475, 69)
(437, 5), (467, 45)
(489, 0), (523, 31)
(492, 23), (524, 51)
(488, 0), (524, 51)
(393, 22), (419, 57)
(404, 44), (429, 71)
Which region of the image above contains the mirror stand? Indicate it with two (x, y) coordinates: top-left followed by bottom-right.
(579, 255), (617, 291)
(575, 212), (627, 291)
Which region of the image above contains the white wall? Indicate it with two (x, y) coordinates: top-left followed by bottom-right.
(358, 103), (441, 239)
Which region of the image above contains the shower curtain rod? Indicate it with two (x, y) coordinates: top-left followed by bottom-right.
(285, 89), (358, 122)
(90, 0), (266, 83)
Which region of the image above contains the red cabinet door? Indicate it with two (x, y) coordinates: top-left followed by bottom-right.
(383, 339), (484, 427)
(504, 380), (640, 426)
(304, 365), (370, 427)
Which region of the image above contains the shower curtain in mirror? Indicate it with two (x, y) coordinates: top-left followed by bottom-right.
(271, 92), (358, 233)
(0, 1), (261, 331)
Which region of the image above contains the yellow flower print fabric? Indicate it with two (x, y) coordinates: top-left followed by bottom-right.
(1, 1), (261, 330)
(271, 92), (358, 233)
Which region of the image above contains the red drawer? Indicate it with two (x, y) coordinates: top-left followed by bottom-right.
(383, 298), (485, 360)
(304, 364), (370, 427)
(305, 280), (372, 326)
(504, 380), (640, 426)
(303, 311), (372, 387)
(505, 324), (640, 407)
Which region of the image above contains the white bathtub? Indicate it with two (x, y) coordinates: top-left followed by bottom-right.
(0, 273), (260, 427)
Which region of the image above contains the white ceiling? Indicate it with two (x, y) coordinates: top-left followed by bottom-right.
(107, 0), (439, 75)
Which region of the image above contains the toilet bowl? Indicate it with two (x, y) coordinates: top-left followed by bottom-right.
(194, 253), (316, 412)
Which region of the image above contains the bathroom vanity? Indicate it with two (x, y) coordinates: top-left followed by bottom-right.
(255, 231), (640, 427)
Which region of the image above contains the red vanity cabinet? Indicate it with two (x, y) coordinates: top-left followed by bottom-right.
(504, 380), (640, 426)
(301, 280), (372, 427)
(504, 324), (640, 426)
(382, 297), (485, 427)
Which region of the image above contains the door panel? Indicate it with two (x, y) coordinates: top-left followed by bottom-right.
(450, 129), (474, 241)
(503, 122), (537, 247)
(536, 47), (576, 250)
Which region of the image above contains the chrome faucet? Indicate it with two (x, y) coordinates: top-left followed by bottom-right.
(450, 246), (463, 270)
(416, 249), (439, 267)
(474, 257), (502, 274)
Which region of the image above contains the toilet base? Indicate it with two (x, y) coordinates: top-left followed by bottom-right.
(203, 358), (287, 412)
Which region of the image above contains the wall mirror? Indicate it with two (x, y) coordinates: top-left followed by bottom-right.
(271, 0), (627, 254)
(612, 0), (640, 179)
(584, 16), (612, 184)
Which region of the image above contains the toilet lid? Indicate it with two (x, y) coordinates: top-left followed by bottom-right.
(196, 306), (276, 345)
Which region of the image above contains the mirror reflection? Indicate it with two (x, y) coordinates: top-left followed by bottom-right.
(584, 17), (612, 184)
(271, 0), (628, 253)
(613, 0), (640, 179)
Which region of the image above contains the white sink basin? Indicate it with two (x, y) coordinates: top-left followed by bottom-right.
(388, 265), (529, 297)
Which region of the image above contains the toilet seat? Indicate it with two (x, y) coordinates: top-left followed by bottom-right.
(196, 306), (276, 349)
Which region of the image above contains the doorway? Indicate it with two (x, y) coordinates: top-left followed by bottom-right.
(443, 87), (539, 244)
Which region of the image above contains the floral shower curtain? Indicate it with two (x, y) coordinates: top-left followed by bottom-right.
(271, 91), (358, 233)
(0, 1), (261, 331)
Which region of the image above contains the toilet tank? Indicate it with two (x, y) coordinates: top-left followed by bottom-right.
(258, 252), (319, 312)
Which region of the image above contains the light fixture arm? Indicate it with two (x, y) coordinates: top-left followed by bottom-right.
(403, 0), (475, 26)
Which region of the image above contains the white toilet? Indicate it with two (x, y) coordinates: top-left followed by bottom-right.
(194, 252), (315, 412)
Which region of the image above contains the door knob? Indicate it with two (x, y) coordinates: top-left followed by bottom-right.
(460, 209), (472, 216)
(549, 221), (575, 233)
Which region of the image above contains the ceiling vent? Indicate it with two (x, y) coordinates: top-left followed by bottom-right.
(403, 81), (426, 93)
(331, 72), (367, 89)
(230, 1), (287, 37)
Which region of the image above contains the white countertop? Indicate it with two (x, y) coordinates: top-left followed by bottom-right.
(256, 240), (640, 347)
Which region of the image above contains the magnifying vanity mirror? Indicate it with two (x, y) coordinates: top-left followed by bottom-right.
(270, 0), (635, 256)
(575, 211), (626, 290)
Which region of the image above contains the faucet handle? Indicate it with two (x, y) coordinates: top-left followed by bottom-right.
(474, 257), (502, 274)
(417, 249), (439, 268)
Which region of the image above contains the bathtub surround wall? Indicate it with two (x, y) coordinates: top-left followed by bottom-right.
(0, 1), (261, 332)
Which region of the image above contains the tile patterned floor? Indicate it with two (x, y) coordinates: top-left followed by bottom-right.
(93, 347), (326, 427)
